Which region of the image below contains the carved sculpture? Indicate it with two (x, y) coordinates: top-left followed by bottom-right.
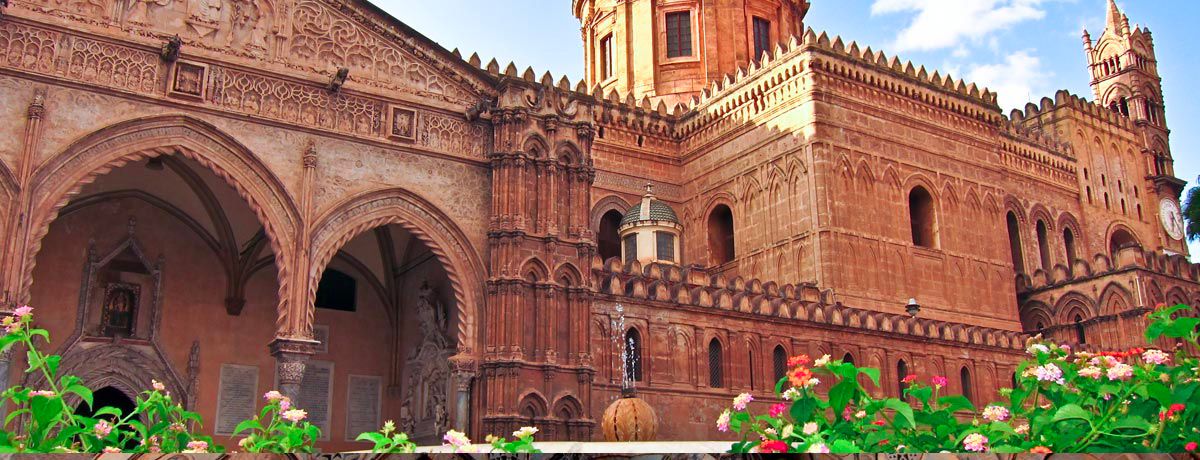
(399, 281), (453, 443)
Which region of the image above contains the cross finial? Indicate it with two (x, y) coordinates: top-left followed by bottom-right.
(644, 182), (654, 195)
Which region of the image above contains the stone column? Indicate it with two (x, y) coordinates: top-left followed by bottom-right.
(269, 337), (318, 402)
(449, 354), (476, 434)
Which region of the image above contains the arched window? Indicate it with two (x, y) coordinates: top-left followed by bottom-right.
(315, 268), (357, 312)
(1036, 220), (1051, 270)
(1074, 314), (1087, 344)
(897, 360), (909, 398)
(622, 234), (637, 263)
(960, 366), (974, 403)
(842, 352), (855, 366)
(772, 346), (787, 383)
(748, 349), (756, 390)
(1109, 229), (1138, 261)
(1006, 212), (1025, 274)
(597, 209), (623, 261)
(707, 204), (735, 265)
(624, 328), (643, 382)
(708, 339), (724, 388)
(908, 186), (936, 248)
(1063, 228), (1077, 264)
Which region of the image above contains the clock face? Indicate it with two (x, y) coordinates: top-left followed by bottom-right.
(1159, 198), (1185, 241)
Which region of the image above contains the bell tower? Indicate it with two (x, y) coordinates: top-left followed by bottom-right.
(1083, 0), (1176, 185)
(573, 0), (808, 106)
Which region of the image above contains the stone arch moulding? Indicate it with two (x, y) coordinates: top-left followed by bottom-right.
(21, 115), (300, 321)
(590, 195), (632, 231)
(24, 344), (187, 411)
(308, 187), (486, 355)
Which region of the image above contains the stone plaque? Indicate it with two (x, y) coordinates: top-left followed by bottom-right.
(215, 364), (259, 435)
(313, 325), (329, 354)
(297, 360), (334, 440)
(345, 375), (382, 441)
(387, 105), (417, 141)
(169, 61), (208, 99)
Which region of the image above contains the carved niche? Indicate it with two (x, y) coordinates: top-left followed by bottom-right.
(399, 281), (454, 445)
(76, 219), (162, 341)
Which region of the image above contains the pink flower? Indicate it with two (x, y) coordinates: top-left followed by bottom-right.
(931, 376), (948, 388)
(29, 390), (55, 397)
(802, 422), (819, 435)
(151, 380), (166, 392)
(963, 433), (988, 452)
(732, 393), (753, 411)
(443, 429), (471, 448)
(759, 440), (788, 453)
(769, 403), (787, 418)
(280, 398), (292, 411)
(901, 374), (918, 384)
(982, 405), (1010, 422)
(1185, 442), (1197, 452)
(1078, 366), (1103, 379)
(13, 306), (32, 318)
(806, 442), (830, 453)
(93, 420), (112, 437)
(185, 440), (208, 453)
(3, 321), (20, 334)
(281, 408), (307, 423)
(716, 410), (731, 432)
(1106, 363), (1134, 381)
(1142, 349), (1171, 365)
(1034, 363), (1065, 384)
(263, 390), (284, 402)
(102, 447), (121, 453)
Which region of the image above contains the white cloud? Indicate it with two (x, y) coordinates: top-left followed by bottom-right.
(964, 50), (1052, 110)
(871, 0), (1049, 53)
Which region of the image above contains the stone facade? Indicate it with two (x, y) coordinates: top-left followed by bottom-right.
(0, 0), (1194, 448)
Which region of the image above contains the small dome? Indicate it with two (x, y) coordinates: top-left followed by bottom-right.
(620, 199), (680, 226)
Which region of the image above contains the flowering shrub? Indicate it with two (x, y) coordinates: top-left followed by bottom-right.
(231, 390), (321, 453)
(724, 303), (1200, 453)
(441, 427), (542, 453)
(355, 421), (416, 453)
(0, 307), (218, 453)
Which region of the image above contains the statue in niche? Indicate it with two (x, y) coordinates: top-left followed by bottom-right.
(227, 0), (266, 51)
(410, 281), (447, 358)
(100, 283), (139, 337)
(186, 0), (222, 38)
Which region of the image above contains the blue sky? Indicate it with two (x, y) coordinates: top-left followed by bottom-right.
(378, 0), (1199, 259)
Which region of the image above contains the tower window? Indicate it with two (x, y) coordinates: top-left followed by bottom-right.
(315, 268), (356, 312)
(655, 231), (676, 262)
(772, 345), (787, 382)
(752, 17), (771, 59)
(908, 186), (937, 248)
(960, 367), (974, 403)
(597, 210), (623, 261)
(708, 339), (723, 388)
(1006, 212), (1025, 274)
(707, 204), (735, 265)
(666, 11), (693, 58)
(1063, 228), (1077, 264)
(1074, 314), (1087, 344)
(599, 33), (614, 81)
(1036, 220), (1051, 270)
(623, 234), (638, 263)
(897, 360), (909, 398)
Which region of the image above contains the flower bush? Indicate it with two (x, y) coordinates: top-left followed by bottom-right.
(0, 307), (218, 453)
(231, 390), (321, 453)
(723, 303), (1200, 453)
(440, 426), (543, 453)
(355, 420), (416, 453)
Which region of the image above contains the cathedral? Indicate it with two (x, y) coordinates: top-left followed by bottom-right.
(0, 0), (1193, 448)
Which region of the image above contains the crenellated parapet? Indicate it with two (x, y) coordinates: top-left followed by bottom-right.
(592, 256), (1027, 351)
(1020, 244), (1200, 294)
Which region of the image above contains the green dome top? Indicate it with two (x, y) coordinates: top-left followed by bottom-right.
(620, 198), (680, 226)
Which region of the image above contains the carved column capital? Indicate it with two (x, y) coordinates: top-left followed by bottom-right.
(269, 336), (319, 401)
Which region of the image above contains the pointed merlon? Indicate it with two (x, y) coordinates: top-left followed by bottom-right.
(468, 53), (481, 67)
(486, 58), (499, 74)
(504, 62), (518, 77)
(540, 71), (555, 87)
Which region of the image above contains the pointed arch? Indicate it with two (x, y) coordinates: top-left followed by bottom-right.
(881, 164), (903, 191)
(1098, 282), (1134, 316)
(22, 115), (300, 329)
(553, 262), (583, 287)
(522, 134), (550, 158)
(309, 187), (486, 349)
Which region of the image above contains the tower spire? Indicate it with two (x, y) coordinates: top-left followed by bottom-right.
(1105, 0), (1124, 35)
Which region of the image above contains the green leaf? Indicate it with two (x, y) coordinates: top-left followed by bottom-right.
(1052, 404), (1091, 423)
(883, 398), (914, 428)
(44, 355), (60, 379)
(937, 394), (975, 413)
(232, 419), (262, 436)
(790, 397), (817, 424)
(66, 384), (93, 409)
(93, 406), (123, 419)
(1146, 382), (1173, 406)
(858, 367), (881, 386)
(829, 380), (857, 414)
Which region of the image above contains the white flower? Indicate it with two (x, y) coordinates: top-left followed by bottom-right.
(1142, 349), (1171, 365)
(805, 377), (820, 388)
(1026, 343), (1050, 355)
(780, 424), (795, 439)
(814, 354), (831, 367)
(1034, 363), (1064, 384)
(716, 410), (731, 432)
(512, 426), (538, 439)
(1107, 363), (1134, 381)
(807, 442), (830, 453)
(782, 388), (801, 400)
(443, 430), (471, 448)
(1078, 366), (1103, 379)
(802, 422), (819, 435)
(732, 393), (754, 411)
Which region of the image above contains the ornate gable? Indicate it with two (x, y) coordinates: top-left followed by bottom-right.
(12, 0), (492, 106)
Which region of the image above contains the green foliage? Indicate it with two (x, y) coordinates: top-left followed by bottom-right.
(487, 426), (543, 454)
(355, 421), (416, 453)
(724, 304), (1200, 453)
(0, 308), (218, 453)
(1184, 185), (1200, 242)
(231, 391), (321, 453)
